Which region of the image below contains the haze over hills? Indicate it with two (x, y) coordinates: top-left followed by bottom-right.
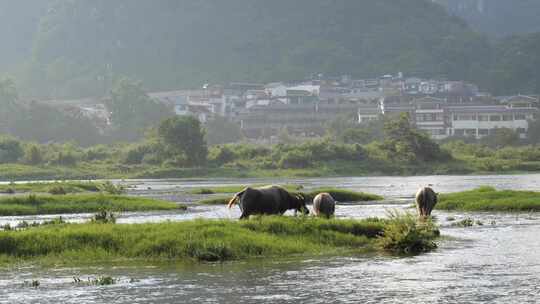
(0, 0), (538, 98)
(434, 0), (540, 37)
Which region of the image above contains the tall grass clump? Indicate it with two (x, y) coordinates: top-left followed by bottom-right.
(376, 211), (439, 255)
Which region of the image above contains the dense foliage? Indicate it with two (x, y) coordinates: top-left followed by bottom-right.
(0, 1), (539, 98)
(435, 0), (540, 37)
(3, 0), (492, 98)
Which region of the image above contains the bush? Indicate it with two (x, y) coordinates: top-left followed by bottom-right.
(51, 152), (78, 166)
(97, 181), (125, 195)
(208, 145), (236, 166)
(123, 143), (154, 164)
(48, 185), (67, 195)
(91, 209), (116, 224)
(0, 136), (23, 163)
(376, 211), (439, 254)
(84, 145), (115, 161)
(23, 144), (43, 165)
(279, 150), (312, 169)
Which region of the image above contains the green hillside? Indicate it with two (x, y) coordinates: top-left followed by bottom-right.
(17, 0), (490, 98)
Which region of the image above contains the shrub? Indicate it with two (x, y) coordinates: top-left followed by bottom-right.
(91, 209), (116, 224)
(123, 143), (154, 164)
(376, 211), (439, 255)
(23, 144), (43, 165)
(48, 185), (67, 195)
(279, 150), (312, 169)
(0, 136), (23, 163)
(97, 181), (125, 195)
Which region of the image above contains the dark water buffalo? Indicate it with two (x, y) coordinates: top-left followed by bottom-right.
(415, 187), (438, 217)
(312, 193), (336, 218)
(227, 185), (308, 219)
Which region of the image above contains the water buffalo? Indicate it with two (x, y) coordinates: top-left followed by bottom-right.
(227, 185), (308, 219)
(312, 193), (336, 218)
(415, 186), (437, 217)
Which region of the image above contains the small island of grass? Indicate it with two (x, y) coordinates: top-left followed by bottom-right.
(195, 186), (383, 205)
(438, 186), (540, 212)
(0, 214), (438, 265)
(0, 181), (123, 195)
(189, 184), (303, 195)
(0, 194), (185, 216)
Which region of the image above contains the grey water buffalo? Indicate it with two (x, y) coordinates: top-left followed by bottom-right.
(227, 185), (308, 219)
(312, 193), (336, 218)
(415, 186), (438, 217)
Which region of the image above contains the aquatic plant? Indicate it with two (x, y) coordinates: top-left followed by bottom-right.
(48, 185), (67, 195)
(91, 210), (116, 224)
(376, 211), (439, 255)
(97, 181), (125, 195)
(451, 218), (474, 227)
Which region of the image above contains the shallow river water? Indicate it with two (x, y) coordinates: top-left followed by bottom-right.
(1, 174), (540, 303)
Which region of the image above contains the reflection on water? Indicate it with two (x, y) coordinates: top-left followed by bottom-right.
(2, 174), (540, 303)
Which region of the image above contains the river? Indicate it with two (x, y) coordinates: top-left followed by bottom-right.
(1, 174), (540, 303)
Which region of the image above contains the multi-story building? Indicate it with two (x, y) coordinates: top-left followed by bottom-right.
(358, 95), (539, 139)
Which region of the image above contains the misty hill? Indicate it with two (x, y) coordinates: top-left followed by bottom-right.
(17, 0), (491, 98)
(0, 1), (50, 71)
(434, 0), (540, 37)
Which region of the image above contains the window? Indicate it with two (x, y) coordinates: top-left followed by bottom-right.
(465, 129), (477, 136)
(478, 129), (489, 136)
(478, 115), (489, 121)
(517, 128), (527, 134)
(454, 129), (465, 136)
(503, 115), (513, 121)
(515, 114), (526, 120)
(456, 114), (476, 121)
(490, 115), (501, 121)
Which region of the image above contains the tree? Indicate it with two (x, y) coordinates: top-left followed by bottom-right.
(205, 116), (243, 146)
(106, 78), (172, 141)
(0, 78), (22, 133)
(0, 136), (23, 163)
(381, 113), (450, 163)
(23, 144), (44, 165)
(157, 116), (207, 166)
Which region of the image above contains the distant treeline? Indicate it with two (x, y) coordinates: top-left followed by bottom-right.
(0, 0), (538, 99)
(2, 113), (540, 181)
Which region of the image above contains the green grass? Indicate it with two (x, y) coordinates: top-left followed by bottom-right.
(196, 187), (383, 205)
(0, 215), (439, 264)
(304, 188), (383, 202)
(189, 184), (303, 194)
(0, 181), (103, 194)
(197, 196), (232, 205)
(438, 186), (540, 212)
(0, 194), (185, 216)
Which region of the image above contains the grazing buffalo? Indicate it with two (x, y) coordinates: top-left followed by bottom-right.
(227, 185), (308, 219)
(312, 193), (336, 218)
(415, 187), (438, 217)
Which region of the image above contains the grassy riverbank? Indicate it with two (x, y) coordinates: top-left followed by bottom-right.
(0, 161), (472, 182)
(196, 187), (383, 205)
(0, 181), (107, 194)
(0, 194), (185, 216)
(0, 215), (438, 265)
(438, 186), (540, 212)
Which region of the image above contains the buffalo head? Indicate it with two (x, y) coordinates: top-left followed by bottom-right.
(293, 193), (309, 215)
